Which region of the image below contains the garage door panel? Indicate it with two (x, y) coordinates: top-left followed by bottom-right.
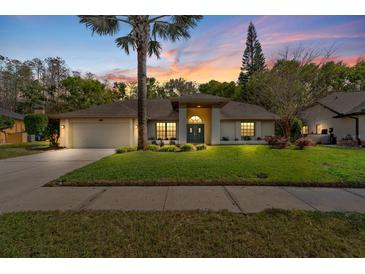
(72, 122), (130, 148)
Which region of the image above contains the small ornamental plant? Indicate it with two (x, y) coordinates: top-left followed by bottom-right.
(195, 144), (207, 151)
(158, 145), (177, 152)
(116, 146), (137, 153)
(265, 136), (289, 149)
(147, 144), (160, 152)
(181, 143), (196, 151)
(295, 137), (315, 150)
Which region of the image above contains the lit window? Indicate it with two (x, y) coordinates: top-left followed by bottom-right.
(241, 122), (255, 137)
(302, 126), (309, 135)
(166, 123), (176, 139)
(156, 122), (176, 140)
(316, 124), (321, 134)
(188, 115), (202, 124)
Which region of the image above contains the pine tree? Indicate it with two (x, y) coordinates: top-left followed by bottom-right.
(238, 22), (266, 101)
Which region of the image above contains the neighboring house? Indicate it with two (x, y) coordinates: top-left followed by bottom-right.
(301, 92), (365, 144)
(0, 107), (27, 144)
(55, 94), (278, 148)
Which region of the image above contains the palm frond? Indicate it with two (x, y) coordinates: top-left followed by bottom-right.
(148, 40), (162, 58)
(79, 15), (119, 36)
(115, 35), (136, 55)
(151, 15), (203, 42)
(171, 16), (203, 29)
(151, 21), (169, 40)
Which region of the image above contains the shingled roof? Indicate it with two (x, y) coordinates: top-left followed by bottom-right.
(53, 94), (278, 120)
(170, 93), (229, 105)
(318, 92), (365, 115)
(220, 101), (279, 120)
(53, 99), (178, 120)
(0, 107), (24, 120)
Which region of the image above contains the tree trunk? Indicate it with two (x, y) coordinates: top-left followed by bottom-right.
(136, 16), (149, 150)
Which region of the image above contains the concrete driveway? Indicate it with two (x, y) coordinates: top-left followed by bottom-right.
(0, 149), (114, 205)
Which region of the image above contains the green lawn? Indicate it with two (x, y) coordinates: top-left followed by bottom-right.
(1, 210), (364, 257)
(53, 145), (365, 187)
(0, 141), (49, 160)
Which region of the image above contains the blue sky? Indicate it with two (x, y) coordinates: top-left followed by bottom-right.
(1, 15), (364, 83)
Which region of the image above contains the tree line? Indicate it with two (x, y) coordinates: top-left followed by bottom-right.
(0, 55), (200, 115)
(1, 20), (365, 142)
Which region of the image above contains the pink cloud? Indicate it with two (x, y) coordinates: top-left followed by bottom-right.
(262, 32), (365, 46)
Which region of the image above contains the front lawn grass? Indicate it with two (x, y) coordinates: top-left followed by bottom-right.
(1, 210), (365, 257)
(53, 145), (365, 187)
(0, 141), (49, 160)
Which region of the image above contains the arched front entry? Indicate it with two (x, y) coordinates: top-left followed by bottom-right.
(187, 115), (204, 143)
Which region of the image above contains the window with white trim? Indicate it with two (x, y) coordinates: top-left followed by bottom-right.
(156, 122), (176, 140)
(241, 122), (255, 137)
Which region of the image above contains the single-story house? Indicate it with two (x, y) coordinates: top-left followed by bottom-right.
(54, 93), (278, 148)
(300, 91), (365, 144)
(0, 107), (27, 144)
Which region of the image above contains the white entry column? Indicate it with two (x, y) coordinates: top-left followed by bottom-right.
(211, 107), (221, 145)
(178, 105), (187, 144)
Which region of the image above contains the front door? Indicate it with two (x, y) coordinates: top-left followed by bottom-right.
(187, 124), (204, 143)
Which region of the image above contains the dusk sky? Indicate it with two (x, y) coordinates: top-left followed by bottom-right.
(1, 15), (364, 83)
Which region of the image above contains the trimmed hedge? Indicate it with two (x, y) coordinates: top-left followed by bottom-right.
(195, 144), (207, 151)
(116, 145), (137, 154)
(147, 144), (160, 152)
(159, 145), (177, 152)
(181, 143), (197, 152)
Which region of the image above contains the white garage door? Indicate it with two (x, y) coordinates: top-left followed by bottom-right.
(71, 122), (131, 148)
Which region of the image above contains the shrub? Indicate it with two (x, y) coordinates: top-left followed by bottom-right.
(116, 146), (129, 153)
(45, 119), (60, 147)
(181, 143), (196, 151)
(115, 145), (137, 153)
(290, 118), (303, 141)
(159, 145), (176, 152)
(147, 144), (160, 152)
(169, 139), (176, 145)
(221, 136), (229, 141)
(265, 136), (289, 149)
(195, 144), (207, 151)
(242, 136), (251, 141)
(295, 137), (314, 150)
(24, 113), (48, 136)
(151, 140), (158, 145)
(158, 140), (165, 147)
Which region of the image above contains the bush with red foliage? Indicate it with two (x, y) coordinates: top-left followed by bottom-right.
(265, 136), (289, 149)
(295, 137), (315, 150)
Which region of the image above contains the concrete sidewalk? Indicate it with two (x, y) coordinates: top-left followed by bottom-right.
(1, 185), (365, 213)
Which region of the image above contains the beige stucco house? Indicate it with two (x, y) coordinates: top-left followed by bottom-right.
(0, 107), (27, 144)
(300, 92), (365, 144)
(55, 94), (278, 148)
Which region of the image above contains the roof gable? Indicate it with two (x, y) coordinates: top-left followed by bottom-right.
(317, 92), (365, 115)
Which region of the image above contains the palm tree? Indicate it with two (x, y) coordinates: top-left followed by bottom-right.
(79, 15), (203, 150)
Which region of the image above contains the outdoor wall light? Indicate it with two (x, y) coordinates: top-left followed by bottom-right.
(60, 125), (65, 129)
(197, 105), (201, 108)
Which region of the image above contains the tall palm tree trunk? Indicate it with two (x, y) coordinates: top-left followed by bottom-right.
(136, 16), (149, 150)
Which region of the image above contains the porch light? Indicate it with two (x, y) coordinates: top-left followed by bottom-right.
(197, 105), (201, 108)
(60, 125), (65, 129)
